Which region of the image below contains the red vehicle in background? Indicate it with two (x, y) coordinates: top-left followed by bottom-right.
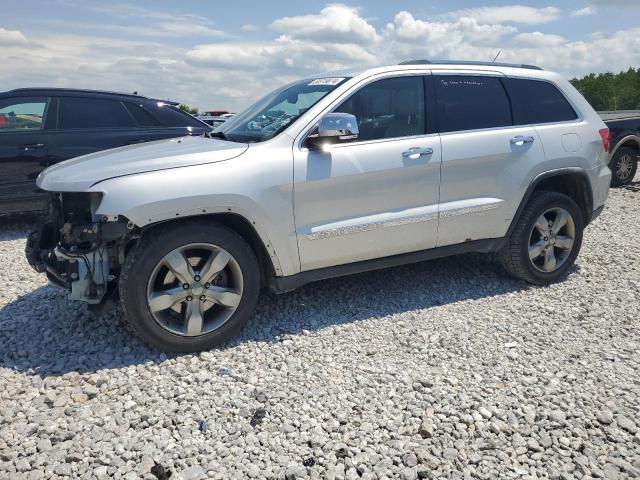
(201, 110), (229, 117)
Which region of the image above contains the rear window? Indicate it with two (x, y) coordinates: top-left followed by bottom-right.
(150, 103), (205, 128)
(504, 78), (578, 125)
(435, 75), (512, 133)
(59, 97), (135, 129)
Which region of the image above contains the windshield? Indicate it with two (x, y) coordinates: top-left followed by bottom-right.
(215, 77), (349, 143)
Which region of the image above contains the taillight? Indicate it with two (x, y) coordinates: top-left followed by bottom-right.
(599, 128), (612, 152)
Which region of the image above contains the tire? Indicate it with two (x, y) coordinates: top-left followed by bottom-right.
(120, 220), (260, 352)
(499, 191), (584, 285)
(609, 146), (638, 187)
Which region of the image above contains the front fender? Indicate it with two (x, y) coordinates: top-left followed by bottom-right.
(89, 156), (298, 276)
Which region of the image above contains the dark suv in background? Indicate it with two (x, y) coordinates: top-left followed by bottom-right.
(0, 88), (211, 217)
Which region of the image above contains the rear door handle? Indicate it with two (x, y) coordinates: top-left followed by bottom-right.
(127, 139), (146, 144)
(510, 136), (534, 146)
(23, 143), (45, 150)
(402, 147), (434, 160)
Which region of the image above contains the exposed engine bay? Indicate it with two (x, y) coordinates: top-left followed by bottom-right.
(26, 193), (136, 304)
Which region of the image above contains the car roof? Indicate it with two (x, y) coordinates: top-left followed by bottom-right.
(2, 87), (178, 105)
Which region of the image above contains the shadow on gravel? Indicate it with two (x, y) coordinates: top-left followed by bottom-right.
(620, 180), (640, 193)
(0, 243), (572, 377)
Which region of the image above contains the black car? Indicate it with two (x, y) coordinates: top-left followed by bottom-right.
(0, 88), (211, 217)
(599, 110), (640, 186)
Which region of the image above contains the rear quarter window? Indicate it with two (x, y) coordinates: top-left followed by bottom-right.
(149, 103), (205, 128)
(504, 78), (578, 125)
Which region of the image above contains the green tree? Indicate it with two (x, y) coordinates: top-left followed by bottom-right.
(178, 104), (198, 115)
(571, 68), (640, 111)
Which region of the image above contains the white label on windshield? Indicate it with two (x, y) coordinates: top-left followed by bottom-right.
(308, 77), (345, 86)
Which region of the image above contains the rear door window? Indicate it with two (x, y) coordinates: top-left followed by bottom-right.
(58, 97), (135, 129)
(0, 97), (50, 131)
(504, 78), (578, 125)
(434, 75), (512, 133)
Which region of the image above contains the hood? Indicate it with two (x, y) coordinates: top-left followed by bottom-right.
(37, 135), (248, 192)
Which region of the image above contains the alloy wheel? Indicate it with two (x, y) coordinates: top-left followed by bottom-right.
(528, 207), (576, 273)
(616, 154), (633, 181)
(146, 243), (243, 337)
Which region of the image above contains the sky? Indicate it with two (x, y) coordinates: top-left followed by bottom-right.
(1, 0), (639, 112)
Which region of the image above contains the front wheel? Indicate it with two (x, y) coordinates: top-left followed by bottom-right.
(499, 191), (584, 285)
(120, 221), (260, 352)
(610, 146), (638, 187)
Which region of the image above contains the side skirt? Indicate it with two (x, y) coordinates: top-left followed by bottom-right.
(268, 238), (506, 294)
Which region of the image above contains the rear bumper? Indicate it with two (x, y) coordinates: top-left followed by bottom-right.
(590, 163), (611, 217)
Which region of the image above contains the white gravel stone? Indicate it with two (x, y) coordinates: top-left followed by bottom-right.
(0, 185), (639, 478)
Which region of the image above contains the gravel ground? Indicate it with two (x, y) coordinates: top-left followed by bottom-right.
(1, 185), (639, 480)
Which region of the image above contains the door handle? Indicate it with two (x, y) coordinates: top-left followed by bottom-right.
(23, 143), (45, 150)
(510, 136), (534, 146)
(127, 139), (146, 144)
(402, 147), (433, 160)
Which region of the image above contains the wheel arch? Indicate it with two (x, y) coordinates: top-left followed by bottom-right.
(610, 134), (640, 158)
(507, 168), (594, 237)
(132, 212), (283, 287)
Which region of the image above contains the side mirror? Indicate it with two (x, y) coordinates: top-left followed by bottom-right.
(306, 113), (359, 150)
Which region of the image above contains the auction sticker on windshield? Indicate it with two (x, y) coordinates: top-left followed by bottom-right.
(308, 78), (346, 86)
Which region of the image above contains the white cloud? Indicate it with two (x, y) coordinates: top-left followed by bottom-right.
(448, 5), (561, 25)
(270, 4), (381, 44)
(572, 6), (596, 16)
(0, 28), (28, 46)
(512, 31), (566, 47)
(2, 4), (640, 112)
(390, 11), (517, 47)
(55, 1), (224, 38)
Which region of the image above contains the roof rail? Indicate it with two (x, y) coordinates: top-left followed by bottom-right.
(398, 59), (543, 71)
(8, 87), (149, 98)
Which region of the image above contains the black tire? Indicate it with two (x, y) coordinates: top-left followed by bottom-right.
(610, 146), (638, 187)
(499, 191), (584, 285)
(120, 220), (260, 352)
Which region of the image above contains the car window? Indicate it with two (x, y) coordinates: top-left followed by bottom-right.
(435, 75), (512, 133)
(59, 97), (135, 129)
(124, 102), (161, 127)
(150, 103), (205, 128)
(0, 97), (49, 131)
(504, 78), (578, 125)
(333, 76), (426, 142)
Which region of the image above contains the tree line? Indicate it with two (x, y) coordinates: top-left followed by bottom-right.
(571, 68), (640, 111)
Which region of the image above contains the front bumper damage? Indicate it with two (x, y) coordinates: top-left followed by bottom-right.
(26, 193), (136, 304)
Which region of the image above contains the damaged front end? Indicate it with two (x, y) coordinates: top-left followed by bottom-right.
(26, 192), (137, 305)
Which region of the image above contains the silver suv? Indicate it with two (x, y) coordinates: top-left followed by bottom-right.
(27, 61), (612, 351)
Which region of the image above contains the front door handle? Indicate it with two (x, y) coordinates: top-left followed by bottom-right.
(402, 147), (434, 160)
(510, 136), (534, 146)
(23, 143), (45, 150)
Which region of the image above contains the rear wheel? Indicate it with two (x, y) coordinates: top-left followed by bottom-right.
(610, 146), (638, 187)
(499, 191), (584, 285)
(120, 221), (260, 352)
